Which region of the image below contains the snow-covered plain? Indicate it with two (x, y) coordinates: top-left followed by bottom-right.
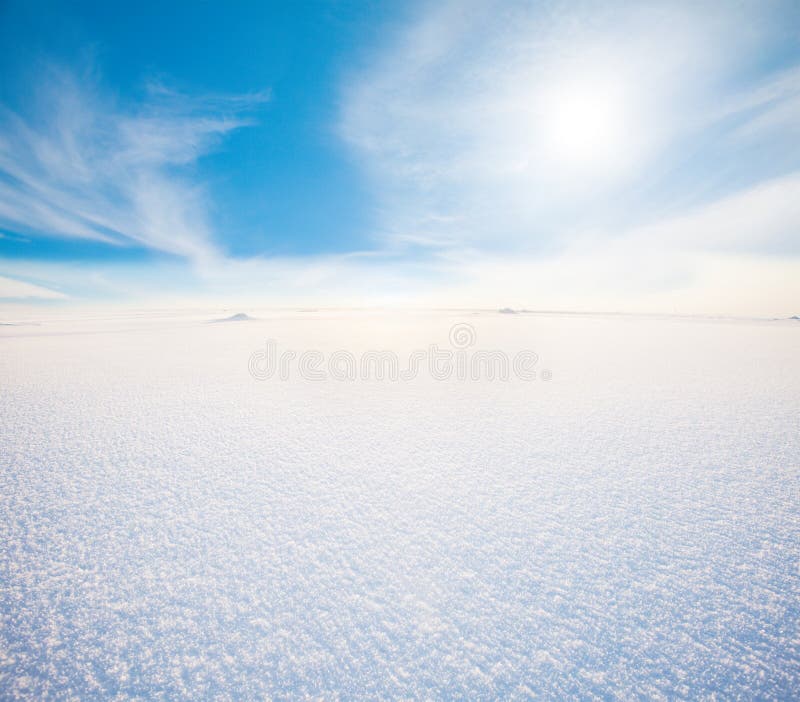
(1, 310), (798, 699)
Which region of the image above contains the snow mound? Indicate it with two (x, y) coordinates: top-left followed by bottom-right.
(211, 312), (255, 323)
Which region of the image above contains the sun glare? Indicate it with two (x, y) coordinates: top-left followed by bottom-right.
(541, 76), (631, 171)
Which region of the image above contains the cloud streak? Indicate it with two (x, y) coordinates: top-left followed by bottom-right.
(340, 0), (800, 255)
(0, 274), (66, 300)
(0, 65), (267, 263)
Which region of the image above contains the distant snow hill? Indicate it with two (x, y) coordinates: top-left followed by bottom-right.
(210, 313), (255, 323)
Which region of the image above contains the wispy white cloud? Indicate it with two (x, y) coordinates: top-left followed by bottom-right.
(716, 65), (800, 140)
(340, 0), (800, 254)
(329, 0), (800, 314)
(0, 274), (66, 299)
(0, 64), (268, 262)
(624, 174), (800, 256)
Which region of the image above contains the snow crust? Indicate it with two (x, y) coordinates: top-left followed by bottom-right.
(1, 310), (798, 699)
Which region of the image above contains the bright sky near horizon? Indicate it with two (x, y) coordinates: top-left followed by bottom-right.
(0, 0), (799, 314)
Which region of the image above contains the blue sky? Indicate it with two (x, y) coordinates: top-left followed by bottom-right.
(1, 0), (799, 313)
(0, 0), (392, 258)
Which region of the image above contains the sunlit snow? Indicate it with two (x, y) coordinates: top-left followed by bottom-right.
(1, 310), (798, 698)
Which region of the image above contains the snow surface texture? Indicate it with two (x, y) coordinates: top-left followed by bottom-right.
(1, 310), (798, 699)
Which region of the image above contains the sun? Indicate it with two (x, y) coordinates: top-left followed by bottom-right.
(540, 75), (631, 171)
